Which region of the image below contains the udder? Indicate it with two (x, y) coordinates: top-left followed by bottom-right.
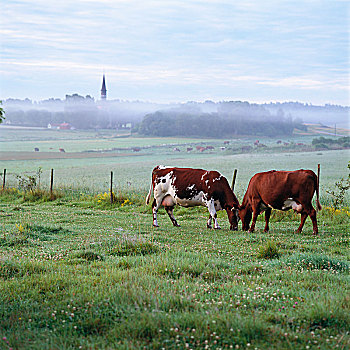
(282, 198), (302, 213)
(162, 195), (175, 207)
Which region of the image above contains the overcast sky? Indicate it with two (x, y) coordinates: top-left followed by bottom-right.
(1, 0), (349, 105)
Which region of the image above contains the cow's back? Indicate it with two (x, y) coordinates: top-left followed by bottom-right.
(244, 170), (317, 207)
(151, 166), (237, 207)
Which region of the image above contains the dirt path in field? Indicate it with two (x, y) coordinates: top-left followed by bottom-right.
(0, 151), (144, 161)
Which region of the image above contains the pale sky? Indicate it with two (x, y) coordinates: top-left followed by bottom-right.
(1, 0), (349, 105)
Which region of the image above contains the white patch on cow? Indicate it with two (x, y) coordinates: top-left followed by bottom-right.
(186, 184), (195, 191)
(206, 199), (220, 228)
(212, 175), (222, 182)
(176, 191), (206, 207)
(201, 171), (208, 180)
(156, 165), (173, 170)
(153, 172), (176, 201)
(205, 180), (209, 185)
(282, 198), (303, 212)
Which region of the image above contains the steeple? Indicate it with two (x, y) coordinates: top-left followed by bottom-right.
(101, 74), (107, 100)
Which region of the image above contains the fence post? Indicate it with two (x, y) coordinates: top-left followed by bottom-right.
(110, 171), (113, 204)
(50, 169), (54, 195)
(231, 169), (237, 191)
(2, 169), (6, 190)
(317, 163), (320, 190)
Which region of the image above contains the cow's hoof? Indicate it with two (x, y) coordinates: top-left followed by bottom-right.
(263, 229), (269, 233)
(174, 223), (181, 227)
(214, 226), (221, 230)
(313, 231), (318, 235)
(153, 224), (159, 228)
(207, 224), (212, 229)
(248, 230), (254, 233)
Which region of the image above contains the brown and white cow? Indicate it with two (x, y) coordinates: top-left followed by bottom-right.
(239, 169), (322, 234)
(146, 166), (240, 230)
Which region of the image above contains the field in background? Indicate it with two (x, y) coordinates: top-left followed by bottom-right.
(0, 127), (349, 202)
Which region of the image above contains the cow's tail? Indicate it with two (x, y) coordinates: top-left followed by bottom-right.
(146, 182), (153, 205)
(315, 171), (322, 211)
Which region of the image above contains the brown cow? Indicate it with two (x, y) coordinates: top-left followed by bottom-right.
(146, 166), (240, 230)
(239, 170), (322, 234)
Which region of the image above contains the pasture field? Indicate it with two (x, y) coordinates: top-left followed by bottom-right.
(1, 149), (349, 203)
(0, 128), (349, 349)
(0, 192), (349, 349)
(0, 127), (349, 200)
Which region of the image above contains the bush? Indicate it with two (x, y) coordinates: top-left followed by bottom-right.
(110, 236), (159, 256)
(257, 240), (280, 259)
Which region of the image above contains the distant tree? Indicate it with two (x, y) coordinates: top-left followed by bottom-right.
(0, 101), (5, 123)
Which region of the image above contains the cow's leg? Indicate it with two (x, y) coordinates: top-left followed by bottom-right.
(307, 206), (318, 235)
(296, 212), (308, 234)
(152, 198), (162, 227)
(248, 201), (260, 233)
(165, 206), (180, 227)
(206, 199), (220, 229)
(264, 208), (272, 233)
(207, 215), (212, 229)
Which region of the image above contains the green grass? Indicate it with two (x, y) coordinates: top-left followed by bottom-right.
(0, 130), (349, 348)
(0, 197), (349, 349)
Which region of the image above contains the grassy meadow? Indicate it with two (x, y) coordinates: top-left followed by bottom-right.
(0, 128), (349, 349)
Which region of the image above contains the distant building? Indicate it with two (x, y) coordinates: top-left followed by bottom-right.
(47, 122), (72, 130)
(101, 74), (107, 100)
(59, 122), (72, 130)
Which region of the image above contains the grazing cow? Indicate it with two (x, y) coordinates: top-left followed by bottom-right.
(239, 170), (322, 234)
(146, 166), (240, 230)
(59, 148), (65, 153)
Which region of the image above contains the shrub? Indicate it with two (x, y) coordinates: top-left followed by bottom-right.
(74, 251), (104, 261)
(257, 240), (280, 259)
(326, 162), (350, 209)
(110, 236), (159, 256)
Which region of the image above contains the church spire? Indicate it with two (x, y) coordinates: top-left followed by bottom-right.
(101, 74), (107, 100)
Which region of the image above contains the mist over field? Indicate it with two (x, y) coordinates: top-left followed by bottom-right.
(2, 97), (349, 136)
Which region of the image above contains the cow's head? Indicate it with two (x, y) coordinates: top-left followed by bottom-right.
(238, 205), (252, 231)
(228, 206), (240, 230)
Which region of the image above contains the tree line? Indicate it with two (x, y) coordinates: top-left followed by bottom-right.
(138, 110), (305, 137)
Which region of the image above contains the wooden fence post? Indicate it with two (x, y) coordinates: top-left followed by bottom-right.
(50, 169), (54, 195)
(2, 169), (6, 190)
(110, 171), (114, 204)
(317, 163), (320, 190)
(231, 169), (237, 191)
